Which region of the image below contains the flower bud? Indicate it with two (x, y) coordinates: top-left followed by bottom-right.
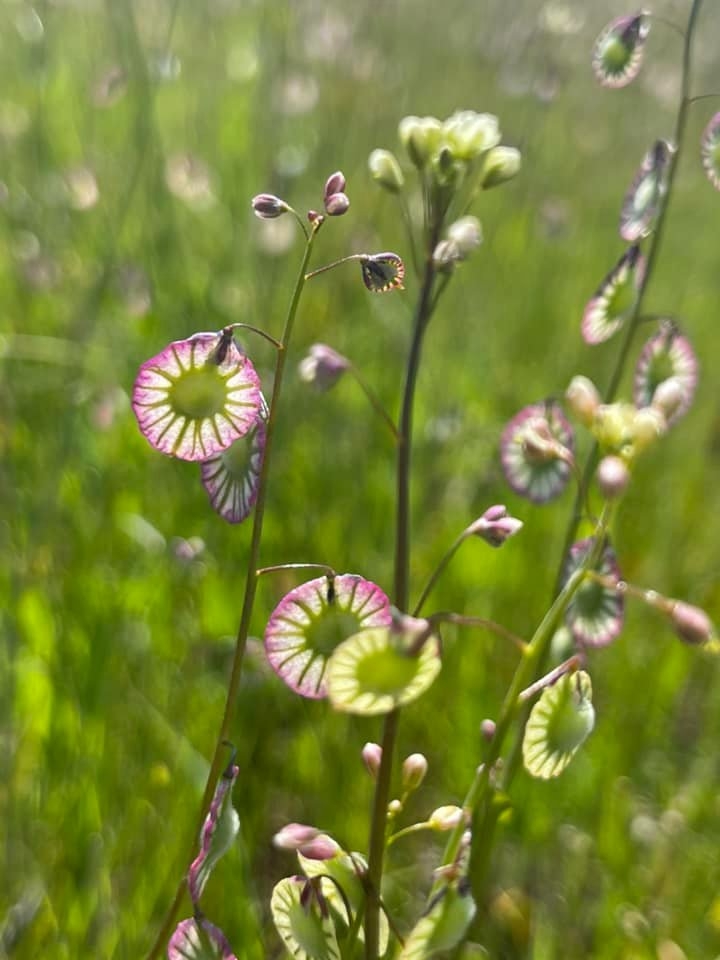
(390, 609), (433, 653)
(323, 171), (346, 201)
(593, 402), (636, 451)
(388, 798), (403, 816)
(368, 149), (404, 193)
(481, 146), (521, 189)
(443, 110), (501, 161)
(402, 753), (428, 791)
(298, 343), (349, 391)
(632, 406), (666, 453)
(566, 375), (601, 428)
(651, 377), (686, 423)
(252, 193), (289, 219)
(428, 805), (465, 831)
(467, 504), (523, 547)
(431, 146), (462, 188)
(298, 833), (341, 861)
(480, 719), (496, 742)
(324, 192), (350, 216)
(432, 239), (461, 273)
(669, 601), (715, 646)
(446, 216), (483, 258)
(362, 742), (382, 779)
(273, 823), (320, 850)
(596, 455), (630, 500)
(398, 114), (442, 168)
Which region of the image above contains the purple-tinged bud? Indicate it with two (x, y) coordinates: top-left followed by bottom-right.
(368, 148), (404, 193)
(467, 504), (523, 548)
(390, 609), (434, 654)
(481, 145), (522, 189)
(298, 834), (341, 861)
(252, 193), (289, 219)
(668, 601), (715, 646)
(362, 742), (382, 779)
(596, 455), (630, 500)
(273, 823), (320, 851)
(428, 805), (466, 831)
(480, 719), (496, 742)
(324, 192), (350, 216)
(298, 343), (349, 391)
(323, 171), (346, 201)
(402, 753), (428, 791)
(447, 216), (483, 257)
(651, 377), (686, 423)
(307, 209), (324, 225)
(566, 375), (601, 428)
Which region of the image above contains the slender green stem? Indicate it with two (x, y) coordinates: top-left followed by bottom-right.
(553, 0), (703, 597)
(145, 225), (319, 960)
(228, 322), (283, 350)
(305, 253), (365, 280)
(364, 223), (443, 960)
(398, 192), (421, 278)
(348, 365), (400, 440)
(430, 612), (528, 653)
(364, 709), (400, 960)
(256, 562), (336, 579)
(387, 822), (432, 847)
(688, 92), (720, 104)
(413, 529), (469, 616)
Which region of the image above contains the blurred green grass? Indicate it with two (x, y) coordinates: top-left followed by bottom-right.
(2, 1), (720, 958)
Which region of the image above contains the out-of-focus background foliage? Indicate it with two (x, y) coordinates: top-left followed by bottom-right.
(2, 0), (720, 957)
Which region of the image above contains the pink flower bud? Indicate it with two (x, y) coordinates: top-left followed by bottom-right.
(402, 753), (428, 791)
(596, 455), (630, 499)
(273, 823), (320, 850)
(298, 343), (349, 391)
(251, 193), (289, 219)
(298, 834), (341, 861)
(362, 742), (382, 779)
(428, 805), (465, 831)
(323, 171), (346, 201)
(669, 601), (715, 645)
(324, 192), (350, 216)
(480, 719), (496, 742)
(468, 504), (523, 547)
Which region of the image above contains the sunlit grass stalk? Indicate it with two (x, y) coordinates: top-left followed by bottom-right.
(146, 222), (320, 960)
